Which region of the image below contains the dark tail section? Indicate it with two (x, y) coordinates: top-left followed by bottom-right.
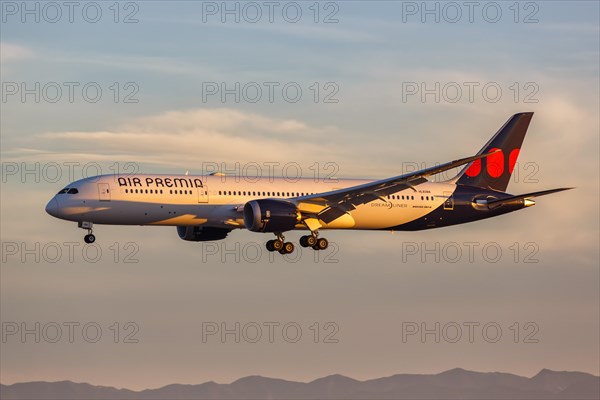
(455, 112), (533, 192)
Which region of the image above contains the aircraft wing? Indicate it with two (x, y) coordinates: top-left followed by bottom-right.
(293, 152), (497, 224)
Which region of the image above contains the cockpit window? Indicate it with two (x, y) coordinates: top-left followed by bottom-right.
(57, 188), (79, 195)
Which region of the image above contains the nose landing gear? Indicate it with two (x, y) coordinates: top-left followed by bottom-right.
(78, 221), (96, 244)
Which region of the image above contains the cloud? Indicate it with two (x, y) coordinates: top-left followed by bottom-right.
(1, 42), (33, 61)
(0, 43), (34, 70)
(26, 108), (343, 172)
(55, 53), (218, 77)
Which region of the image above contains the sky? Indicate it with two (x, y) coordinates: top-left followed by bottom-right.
(1, 0), (599, 391)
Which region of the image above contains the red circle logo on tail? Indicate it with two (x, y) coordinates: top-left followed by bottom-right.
(465, 159), (481, 177)
(487, 148), (504, 178)
(509, 148), (520, 174)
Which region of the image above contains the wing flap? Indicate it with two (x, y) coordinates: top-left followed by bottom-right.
(318, 204), (354, 224)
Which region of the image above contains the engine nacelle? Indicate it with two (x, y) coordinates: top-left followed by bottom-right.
(176, 226), (230, 241)
(243, 199), (300, 232)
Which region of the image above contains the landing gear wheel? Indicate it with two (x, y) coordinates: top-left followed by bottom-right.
(279, 242), (295, 254)
(84, 234), (96, 244)
(267, 233), (288, 253)
(313, 237), (328, 250)
(272, 239), (284, 251)
(299, 236), (308, 247)
(266, 240), (275, 252)
(300, 235), (317, 248)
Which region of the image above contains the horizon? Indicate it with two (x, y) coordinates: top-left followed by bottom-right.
(3, 367), (599, 390)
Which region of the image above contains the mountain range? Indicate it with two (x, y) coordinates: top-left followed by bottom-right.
(2, 368), (599, 399)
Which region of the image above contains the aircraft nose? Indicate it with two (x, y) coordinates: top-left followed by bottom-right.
(45, 197), (60, 218)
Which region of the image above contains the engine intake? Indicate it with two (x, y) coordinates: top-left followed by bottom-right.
(243, 199), (300, 232)
(176, 226), (230, 241)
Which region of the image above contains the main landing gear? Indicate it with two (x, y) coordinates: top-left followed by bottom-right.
(299, 234), (328, 251)
(265, 232), (329, 255)
(78, 221), (95, 244)
(266, 233), (295, 255)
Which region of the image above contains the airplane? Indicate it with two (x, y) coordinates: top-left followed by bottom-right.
(45, 112), (571, 254)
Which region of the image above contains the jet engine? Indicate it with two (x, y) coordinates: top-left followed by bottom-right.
(176, 226), (230, 241)
(243, 199), (301, 232)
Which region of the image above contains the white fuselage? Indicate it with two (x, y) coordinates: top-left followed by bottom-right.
(47, 174), (458, 231)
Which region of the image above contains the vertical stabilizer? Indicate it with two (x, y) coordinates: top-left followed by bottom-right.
(455, 112), (533, 191)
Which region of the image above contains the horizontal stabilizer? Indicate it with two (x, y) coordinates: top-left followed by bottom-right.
(487, 187), (573, 207)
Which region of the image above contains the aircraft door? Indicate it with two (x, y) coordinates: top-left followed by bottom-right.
(443, 191), (454, 210)
(98, 183), (111, 201)
(198, 185), (208, 203)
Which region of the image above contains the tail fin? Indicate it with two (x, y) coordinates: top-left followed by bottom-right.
(455, 112), (533, 192)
